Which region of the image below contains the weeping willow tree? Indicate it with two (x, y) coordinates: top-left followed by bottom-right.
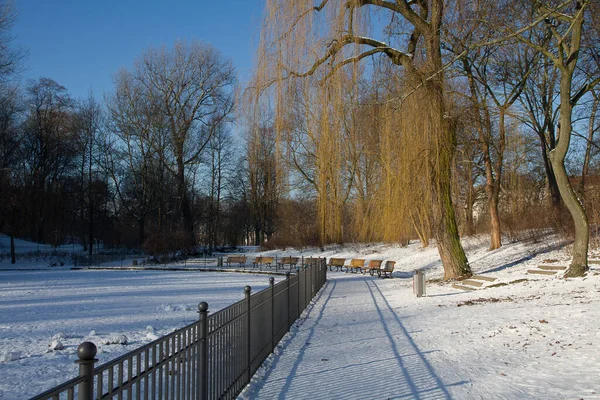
(249, 0), (472, 279)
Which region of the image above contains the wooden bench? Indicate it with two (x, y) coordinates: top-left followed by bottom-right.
(301, 257), (321, 268)
(277, 256), (299, 270)
(252, 256), (273, 268)
(363, 260), (384, 276)
(225, 255), (247, 268)
(346, 258), (366, 273)
(327, 257), (346, 272)
(377, 261), (396, 278)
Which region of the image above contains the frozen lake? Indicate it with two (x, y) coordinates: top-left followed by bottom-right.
(0, 269), (283, 399)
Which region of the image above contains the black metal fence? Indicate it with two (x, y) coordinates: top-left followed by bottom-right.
(31, 258), (327, 400)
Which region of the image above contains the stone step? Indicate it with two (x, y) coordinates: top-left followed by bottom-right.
(527, 269), (557, 275)
(461, 279), (484, 287)
(589, 259), (600, 265)
(471, 275), (497, 282)
(452, 282), (478, 291)
(538, 265), (567, 271)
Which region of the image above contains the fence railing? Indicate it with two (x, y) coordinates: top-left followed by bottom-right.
(31, 258), (327, 400)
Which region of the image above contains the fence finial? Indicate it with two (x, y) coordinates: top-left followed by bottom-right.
(244, 285), (251, 294)
(77, 341), (97, 361)
(198, 301), (209, 313)
(269, 277), (275, 285)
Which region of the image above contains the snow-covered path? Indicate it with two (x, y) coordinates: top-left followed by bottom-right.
(243, 274), (458, 399)
(241, 270), (600, 400)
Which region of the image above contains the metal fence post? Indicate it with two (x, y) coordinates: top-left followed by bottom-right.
(297, 268), (301, 315)
(286, 272), (291, 330)
(269, 277), (275, 353)
(305, 266), (309, 309)
(197, 302), (209, 400)
(76, 342), (97, 400)
(244, 285), (252, 380)
(311, 262), (315, 297)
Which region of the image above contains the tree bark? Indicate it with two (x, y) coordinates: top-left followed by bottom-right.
(580, 93), (599, 193)
(553, 72), (589, 277)
(539, 135), (562, 214)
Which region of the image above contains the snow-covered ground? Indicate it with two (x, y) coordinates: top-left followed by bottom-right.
(239, 238), (600, 399)
(0, 233), (85, 254)
(0, 270), (282, 399)
(1, 235), (599, 399)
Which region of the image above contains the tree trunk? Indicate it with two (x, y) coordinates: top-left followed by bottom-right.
(88, 135), (94, 259)
(10, 230), (15, 264)
(487, 108), (508, 251)
(488, 193), (501, 250)
(580, 93), (598, 193)
(138, 217), (145, 246)
(177, 159), (194, 244)
(553, 72), (588, 277)
(465, 203), (474, 236)
(539, 135), (562, 214)
(437, 202), (471, 281)
(464, 161), (475, 236)
(426, 29), (471, 279)
(432, 95), (471, 279)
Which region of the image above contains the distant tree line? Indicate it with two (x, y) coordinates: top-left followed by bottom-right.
(1, 1), (600, 279)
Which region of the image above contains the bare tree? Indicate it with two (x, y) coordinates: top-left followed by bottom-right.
(205, 123), (235, 251)
(252, 0), (472, 279)
(74, 94), (103, 256)
(133, 41), (236, 242)
(104, 70), (164, 245)
(0, 0), (25, 82)
(20, 78), (75, 243)
(0, 83), (20, 170)
(247, 122), (281, 245)
(509, 0), (600, 276)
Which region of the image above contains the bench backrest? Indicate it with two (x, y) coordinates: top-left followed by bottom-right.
(327, 257), (346, 266)
(253, 256), (273, 263)
(368, 260), (383, 268)
(383, 260), (396, 271)
(280, 257), (299, 264)
(227, 255), (247, 263)
(349, 259), (365, 267)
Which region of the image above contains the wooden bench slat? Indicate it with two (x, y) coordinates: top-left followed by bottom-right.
(377, 261), (396, 278)
(226, 255), (247, 268)
(327, 258), (346, 271)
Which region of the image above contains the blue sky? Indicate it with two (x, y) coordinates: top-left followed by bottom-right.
(13, 0), (265, 99)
